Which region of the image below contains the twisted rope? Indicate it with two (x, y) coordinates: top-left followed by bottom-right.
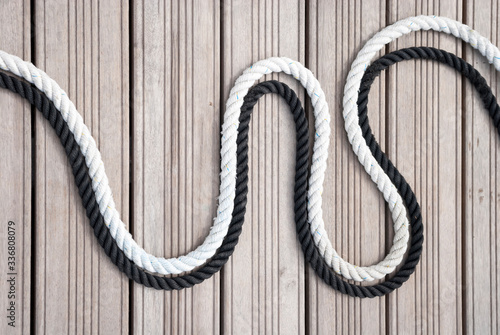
(339, 15), (500, 280)
(0, 50), (410, 282)
(320, 46), (500, 297)
(2, 14), (496, 284)
(0, 76), (311, 289)
(0, 71), (419, 296)
(289, 45), (500, 298)
(0, 51), (325, 275)
(6, 44), (497, 297)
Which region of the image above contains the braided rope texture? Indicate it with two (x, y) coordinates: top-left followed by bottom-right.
(333, 46), (500, 297)
(292, 46), (500, 298)
(237, 59), (407, 281)
(0, 52), (322, 275)
(339, 15), (500, 280)
(0, 14), (498, 281)
(0, 76), (311, 290)
(0, 70), (419, 297)
(3, 46), (498, 297)
(0, 49), (410, 281)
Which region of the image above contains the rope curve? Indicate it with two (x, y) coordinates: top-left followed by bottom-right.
(233, 59), (406, 281)
(340, 15), (500, 279)
(0, 49), (411, 282)
(289, 45), (500, 297)
(2, 14), (497, 286)
(0, 76), (310, 289)
(0, 71), (419, 297)
(4, 45), (497, 297)
(0, 51), (324, 275)
(320, 46), (500, 297)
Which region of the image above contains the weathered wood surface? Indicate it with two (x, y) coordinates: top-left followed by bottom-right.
(0, 0), (499, 334)
(0, 1), (31, 335)
(132, 0), (220, 333)
(33, 1), (129, 334)
(386, 2), (464, 334)
(221, 1), (306, 334)
(307, 1), (388, 334)
(464, 4), (500, 334)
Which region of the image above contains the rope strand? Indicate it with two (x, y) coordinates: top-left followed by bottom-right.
(2, 15), (496, 287)
(340, 15), (500, 279)
(0, 49), (411, 281)
(0, 76), (310, 289)
(3, 44), (498, 297)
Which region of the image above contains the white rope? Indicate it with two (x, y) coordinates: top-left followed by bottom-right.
(0, 53), (334, 275)
(0, 52), (412, 280)
(2, 15), (496, 281)
(337, 15), (500, 280)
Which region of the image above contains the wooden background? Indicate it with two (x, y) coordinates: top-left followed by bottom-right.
(0, 0), (498, 334)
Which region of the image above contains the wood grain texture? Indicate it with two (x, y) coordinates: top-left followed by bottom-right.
(0, 1), (31, 334)
(221, 1), (306, 334)
(131, 0), (220, 334)
(1, 0), (500, 334)
(33, 0), (129, 333)
(386, 1), (463, 334)
(464, 2), (500, 334)
(306, 1), (388, 334)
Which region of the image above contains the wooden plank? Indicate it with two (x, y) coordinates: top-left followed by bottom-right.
(386, 2), (463, 334)
(464, 3), (500, 334)
(0, 1), (31, 334)
(2, 0), (500, 332)
(33, 0), (129, 333)
(306, 1), (387, 334)
(131, 0), (220, 334)
(220, 1), (305, 334)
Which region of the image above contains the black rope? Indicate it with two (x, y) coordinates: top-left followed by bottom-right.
(336, 45), (500, 297)
(3, 46), (496, 297)
(0, 76), (309, 290)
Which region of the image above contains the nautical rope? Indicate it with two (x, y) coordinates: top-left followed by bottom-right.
(0, 77), (308, 289)
(0, 52), (326, 275)
(2, 14), (496, 286)
(0, 72), (418, 296)
(320, 46), (500, 297)
(0, 50), (410, 281)
(3, 45), (498, 297)
(339, 15), (500, 279)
